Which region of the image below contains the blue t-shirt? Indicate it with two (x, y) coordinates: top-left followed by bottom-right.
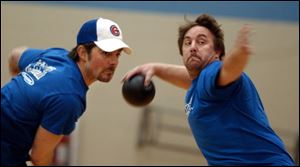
(1, 48), (88, 165)
(185, 61), (295, 165)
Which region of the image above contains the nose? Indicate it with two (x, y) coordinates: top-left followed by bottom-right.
(190, 41), (197, 54)
(109, 52), (119, 66)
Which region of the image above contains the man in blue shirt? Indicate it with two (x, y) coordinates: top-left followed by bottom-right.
(122, 14), (295, 165)
(1, 17), (132, 166)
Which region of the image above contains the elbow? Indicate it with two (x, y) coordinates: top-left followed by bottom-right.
(30, 152), (54, 166)
(30, 156), (46, 166)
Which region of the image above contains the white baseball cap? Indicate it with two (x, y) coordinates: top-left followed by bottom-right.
(77, 17), (132, 55)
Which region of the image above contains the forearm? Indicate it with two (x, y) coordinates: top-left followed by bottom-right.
(153, 63), (192, 90)
(218, 25), (251, 86)
(30, 126), (64, 166)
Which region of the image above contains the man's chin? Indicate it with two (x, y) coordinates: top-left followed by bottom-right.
(187, 63), (201, 71)
(98, 76), (113, 83)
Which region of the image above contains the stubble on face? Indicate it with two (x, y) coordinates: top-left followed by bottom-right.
(97, 66), (116, 82)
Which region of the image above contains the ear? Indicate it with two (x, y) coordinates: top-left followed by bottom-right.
(77, 45), (88, 62)
(214, 50), (221, 60)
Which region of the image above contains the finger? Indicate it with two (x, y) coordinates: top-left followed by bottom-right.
(121, 69), (139, 82)
(121, 71), (133, 83)
(237, 25), (251, 46)
(243, 24), (252, 38)
(144, 72), (153, 87)
(121, 72), (129, 83)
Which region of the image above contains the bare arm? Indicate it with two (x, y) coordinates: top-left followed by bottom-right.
(218, 25), (252, 86)
(122, 63), (192, 90)
(30, 126), (64, 166)
(8, 46), (28, 77)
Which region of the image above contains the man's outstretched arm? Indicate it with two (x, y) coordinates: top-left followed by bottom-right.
(218, 25), (252, 86)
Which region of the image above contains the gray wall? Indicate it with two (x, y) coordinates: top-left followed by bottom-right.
(1, 2), (298, 165)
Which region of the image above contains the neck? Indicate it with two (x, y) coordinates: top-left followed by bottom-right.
(189, 57), (220, 80)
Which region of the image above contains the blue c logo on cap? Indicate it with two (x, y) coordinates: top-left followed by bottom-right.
(110, 25), (120, 36)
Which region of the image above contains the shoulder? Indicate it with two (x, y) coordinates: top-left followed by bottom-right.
(22, 47), (69, 57)
(195, 61), (242, 99)
(18, 47), (68, 65)
(45, 47), (69, 53)
(202, 61), (222, 75)
(197, 61), (222, 85)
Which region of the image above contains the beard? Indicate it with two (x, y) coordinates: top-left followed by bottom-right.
(97, 67), (116, 82)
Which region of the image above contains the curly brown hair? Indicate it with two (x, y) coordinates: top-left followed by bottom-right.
(177, 14), (225, 59)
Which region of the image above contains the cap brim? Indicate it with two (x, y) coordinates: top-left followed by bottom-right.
(94, 39), (132, 55)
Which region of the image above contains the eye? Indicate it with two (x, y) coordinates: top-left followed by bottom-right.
(116, 52), (121, 58)
(101, 51), (111, 57)
(197, 39), (206, 45)
(184, 40), (191, 46)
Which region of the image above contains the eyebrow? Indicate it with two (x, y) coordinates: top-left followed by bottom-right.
(197, 34), (207, 39)
(184, 34), (207, 40)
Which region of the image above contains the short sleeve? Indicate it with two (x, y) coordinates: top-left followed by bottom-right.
(198, 61), (242, 100)
(18, 48), (44, 71)
(40, 94), (85, 135)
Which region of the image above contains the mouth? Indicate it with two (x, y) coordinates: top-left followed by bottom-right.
(185, 54), (204, 71)
(107, 66), (116, 72)
(97, 68), (115, 82)
(105, 70), (115, 76)
(188, 54), (202, 64)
